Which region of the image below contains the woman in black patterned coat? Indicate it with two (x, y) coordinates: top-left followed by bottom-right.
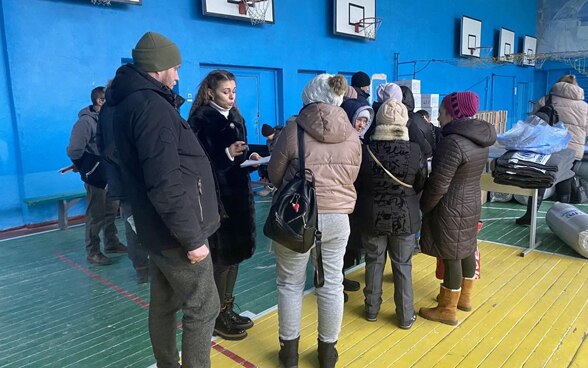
(355, 98), (427, 329)
(188, 70), (259, 341)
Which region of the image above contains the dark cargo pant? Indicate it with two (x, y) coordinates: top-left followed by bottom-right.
(84, 183), (120, 256)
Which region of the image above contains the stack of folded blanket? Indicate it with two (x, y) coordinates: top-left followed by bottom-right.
(492, 148), (576, 188)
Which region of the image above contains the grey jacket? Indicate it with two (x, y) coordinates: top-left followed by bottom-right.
(67, 106), (100, 160)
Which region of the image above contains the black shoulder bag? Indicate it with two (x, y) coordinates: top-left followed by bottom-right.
(263, 124), (324, 288)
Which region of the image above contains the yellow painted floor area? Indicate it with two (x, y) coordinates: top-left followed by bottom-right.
(211, 241), (588, 367)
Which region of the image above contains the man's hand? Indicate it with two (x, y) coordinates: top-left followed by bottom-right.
(187, 244), (209, 264)
(228, 141), (247, 157)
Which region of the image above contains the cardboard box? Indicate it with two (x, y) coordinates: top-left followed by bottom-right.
(412, 93), (421, 108)
(394, 79), (421, 94)
(421, 94), (440, 107)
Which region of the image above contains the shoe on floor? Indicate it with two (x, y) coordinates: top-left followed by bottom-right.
(343, 292), (349, 303)
(136, 267), (149, 284)
(105, 243), (128, 253)
(365, 311), (377, 322)
(87, 252), (112, 266)
(398, 314), (417, 329)
(343, 278), (360, 292)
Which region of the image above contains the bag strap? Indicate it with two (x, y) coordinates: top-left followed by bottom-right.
(366, 146), (413, 188)
(296, 123), (325, 288)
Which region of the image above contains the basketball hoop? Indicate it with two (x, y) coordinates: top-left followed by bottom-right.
(468, 46), (493, 58)
(91, 0), (111, 5)
(354, 17), (382, 40)
(239, 0), (270, 25)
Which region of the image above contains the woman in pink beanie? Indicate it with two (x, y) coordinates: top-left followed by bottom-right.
(418, 91), (496, 326)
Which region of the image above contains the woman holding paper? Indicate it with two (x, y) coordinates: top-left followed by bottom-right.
(188, 70), (258, 341)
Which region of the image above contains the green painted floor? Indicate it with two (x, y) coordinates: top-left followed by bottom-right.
(0, 197), (585, 367)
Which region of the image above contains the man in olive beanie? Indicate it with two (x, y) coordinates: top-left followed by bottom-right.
(105, 32), (221, 368)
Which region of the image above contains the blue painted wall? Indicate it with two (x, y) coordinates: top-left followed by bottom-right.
(0, 0), (538, 230)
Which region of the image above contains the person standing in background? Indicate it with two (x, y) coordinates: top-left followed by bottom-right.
(67, 86), (126, 266)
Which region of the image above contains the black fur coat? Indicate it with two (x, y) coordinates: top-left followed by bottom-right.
(188, 105), (256, 265)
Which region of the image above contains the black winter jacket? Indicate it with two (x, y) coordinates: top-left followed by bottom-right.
(400, 86), (434, 158)
(420, 118), (496, 259)
(109, 64), (220, 253)
(188, 105), (256, 266)
(355, 141), (427, 235)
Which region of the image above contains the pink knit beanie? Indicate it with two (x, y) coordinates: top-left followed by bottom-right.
(441, 92), (480, 120)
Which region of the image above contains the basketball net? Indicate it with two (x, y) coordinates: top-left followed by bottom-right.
(240, 0), (270, 25)
(355, 17), (382, 40)
(91, 0), (111, 5)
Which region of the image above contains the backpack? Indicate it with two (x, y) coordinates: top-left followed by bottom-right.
(263, 123), (324, 287)
(536, 94), (559, 126)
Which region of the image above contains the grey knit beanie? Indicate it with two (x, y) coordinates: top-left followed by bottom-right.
(132, 32), (181, 72)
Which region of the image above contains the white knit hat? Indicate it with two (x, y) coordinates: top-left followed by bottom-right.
(301, 74), (347, 106)
(377, 83), (403, 103)
(372, 99), (409, 141)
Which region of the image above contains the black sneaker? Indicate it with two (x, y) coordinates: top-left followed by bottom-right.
(343, 278), (360, 292)
(365, 311), (377, 322)
(105, 243), (128, 254)
(399, 314), (417, 330)
(87, 253), (112, 266)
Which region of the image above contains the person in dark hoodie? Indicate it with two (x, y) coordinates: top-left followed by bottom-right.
(108, 32), (220, 368)
(351, 71), (371, 101)
(188, 70), (259, 341)
(67, 86), (126, 266)
(418, 92), (496, 327)
(399, 85), (434, 158)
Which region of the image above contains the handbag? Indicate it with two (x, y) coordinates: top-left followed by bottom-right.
(264, 124), (324, 287)
(366, 146), (413, 188)
(570, 176), (588, 204)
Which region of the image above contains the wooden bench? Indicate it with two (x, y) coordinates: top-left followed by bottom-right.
(480, 173), (540, 256)
(24, 192), (86, 230)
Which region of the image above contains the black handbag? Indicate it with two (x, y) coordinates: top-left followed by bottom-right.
(264, 123), (324, 287)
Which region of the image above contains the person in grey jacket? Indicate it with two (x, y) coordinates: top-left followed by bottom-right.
(67, 86), (125, 266)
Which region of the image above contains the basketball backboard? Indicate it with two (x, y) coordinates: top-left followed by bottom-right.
(202, 0), (274, 24)
(460, 16), (482, 58)
(522, 35), (537, 66)
(499, 28), (515, 62)
(333, 0), (378, 40)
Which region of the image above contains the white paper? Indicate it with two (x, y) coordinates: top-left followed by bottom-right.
(510, 152), (551, 165)
(240, 156), (270, 168)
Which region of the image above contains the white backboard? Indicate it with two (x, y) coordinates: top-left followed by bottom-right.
(460, 16), (482, 58)
(333, 0), (377, 40)
(499, 28), (515, 62)
(202, 0), (275, 24)
(522, 35), (537, 66)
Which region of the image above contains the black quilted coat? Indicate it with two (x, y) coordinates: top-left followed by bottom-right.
(188, 105), (256, 266)
(420, 118), (496, 260)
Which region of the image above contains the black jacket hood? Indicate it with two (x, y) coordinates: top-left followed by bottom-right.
(400, 85), (415, 112)
(106, 64), (184, 109)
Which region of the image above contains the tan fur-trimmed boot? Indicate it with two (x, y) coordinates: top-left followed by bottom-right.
(457, 277), (474, 312)
(420, 285), (460, 326)
(436, 277), (475, 312)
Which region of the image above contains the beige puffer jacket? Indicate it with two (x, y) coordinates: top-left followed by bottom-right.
(268, 103), (361, 214)
(534, 82), (588, 160)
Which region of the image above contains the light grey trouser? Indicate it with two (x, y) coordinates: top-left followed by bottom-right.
(275, 214), (350, 343)
(84, 183), (120, 256)
(363, 233), (416, 324)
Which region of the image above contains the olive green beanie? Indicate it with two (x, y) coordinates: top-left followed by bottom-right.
(132, 32), (181, 72)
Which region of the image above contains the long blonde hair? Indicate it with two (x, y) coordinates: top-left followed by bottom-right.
(189, 70), (236, 118)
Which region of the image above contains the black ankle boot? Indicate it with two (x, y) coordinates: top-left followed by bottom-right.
(516, 195), (543, 225)
(213, 306), (247, 340)
(317, 339), (338, 368)
(225, 297), (254, 329)
(279, 337), (299, 368)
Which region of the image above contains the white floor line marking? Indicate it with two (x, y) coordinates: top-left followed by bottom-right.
(0, 223), (84, 242)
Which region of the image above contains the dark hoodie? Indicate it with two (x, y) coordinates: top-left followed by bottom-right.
(108, 64), (220, 254)
(399, 86), (434, 158)
(419, 118), (497, 260)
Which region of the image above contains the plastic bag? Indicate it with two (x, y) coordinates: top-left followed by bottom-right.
(497, 115), (572, 154)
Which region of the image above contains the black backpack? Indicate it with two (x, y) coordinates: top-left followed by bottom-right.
(263, 123), (324, 287)
(536, 94), (559, 126)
